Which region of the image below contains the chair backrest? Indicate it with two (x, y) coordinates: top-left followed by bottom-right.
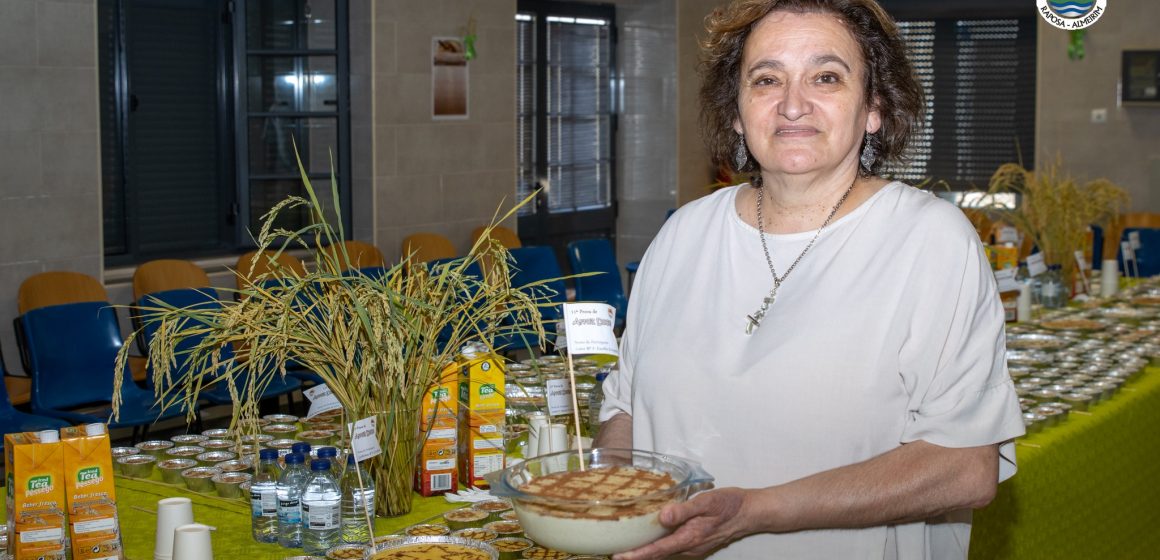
(509, 246), (567, 322)
(21, 301), (130, 411)
(1119, 228), (1160, 277)
(402, 233), (457, 265)
(18, 271), (108, 314)
(321, 240), (386, 272)
(133, 259), (212, 302)
(472, 225), (522, 250)
(566, 238), (628, 325)
(136, 288), (234, 389)
(235, 250), (308, 291)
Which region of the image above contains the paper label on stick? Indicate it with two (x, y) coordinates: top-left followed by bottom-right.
(1074, 250), (1089, 271)
(562, 303), (619, 357)
(303, 384), (343, 419)
(1122, 241), (1136, 263)
(348, 416), (382, 461)
(1027, 253), (1047, 277)
(994, 268), (1020, 293)
(1130, 231), (1142, 250)
(996, 226), (1020, 244)
(545, 377), (575, 416)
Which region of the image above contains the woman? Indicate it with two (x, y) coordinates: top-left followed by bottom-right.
(595, 1), (1024, 558)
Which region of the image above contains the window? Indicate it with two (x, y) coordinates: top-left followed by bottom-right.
(884, 17), (1036, 190)
(516, 1), (617, 228)
(97, 0), (350, 264)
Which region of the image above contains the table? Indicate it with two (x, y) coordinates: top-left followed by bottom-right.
(4, 371), (1158, 559)
(970, 364), (1160, 559)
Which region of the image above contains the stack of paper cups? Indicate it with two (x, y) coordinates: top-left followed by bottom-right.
(1017, 283), (1032, 322)
(1101, 260), (1119, 298)
(155, 497), (194, 560)
(172, 524), (213, 560)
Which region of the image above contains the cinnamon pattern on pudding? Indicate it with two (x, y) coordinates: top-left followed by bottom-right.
(519, 466), (676, 520)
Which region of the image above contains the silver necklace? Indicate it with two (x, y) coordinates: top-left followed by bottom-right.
(745, 177), (857, 334)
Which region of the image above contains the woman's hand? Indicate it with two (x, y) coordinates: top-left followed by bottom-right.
(613, 488), (758, 559)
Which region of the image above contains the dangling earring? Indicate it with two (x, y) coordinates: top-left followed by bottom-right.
(859, 133), (878, 173)
(734, 135), (749, 171)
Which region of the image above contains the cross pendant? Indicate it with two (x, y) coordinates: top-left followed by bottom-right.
(745, 287), (778, 335)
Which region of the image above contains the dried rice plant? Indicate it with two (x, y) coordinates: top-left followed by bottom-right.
(985, 158), (1128, 284)
(113, 153), (557, 515)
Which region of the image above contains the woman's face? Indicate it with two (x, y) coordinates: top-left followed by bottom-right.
(734, 11), (881, 178)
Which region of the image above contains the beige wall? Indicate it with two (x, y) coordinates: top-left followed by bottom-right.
(0, 0), (102, 373)
(370, 0), (518, 263)
(677, 0), (722, 206)
(1036, 2), (1160, 213)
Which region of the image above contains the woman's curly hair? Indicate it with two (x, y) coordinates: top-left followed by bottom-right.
(700, 0), (923, 176)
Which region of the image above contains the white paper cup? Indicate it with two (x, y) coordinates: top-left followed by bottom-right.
(1101, 261), (1119, 298)
(155, 497), (194, 560)
(172, 523), (214, 560)
(539, 424), (570, 470)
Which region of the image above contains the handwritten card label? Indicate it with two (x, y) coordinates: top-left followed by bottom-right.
(545, 377), (574, 416)
(562, 303), (619, 357)
(1074, 250), (1089, 271)
(1122, 241), (1136, 263)
(347, 416), (382, 461)
(995, 268), (1020, 293)
(1130, 231), (1142, 250)
(996, 226), (1020, 244)
(303, 384), (343, 419)
(1026, 253), (1047, 277)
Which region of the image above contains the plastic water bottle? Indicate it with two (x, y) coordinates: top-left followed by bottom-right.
(340, 454), (376, 544)
(300, 459), (341, 555)
(250, 448), (281, 543)
(317, 446), (338, 468)
(588, 370), (608, 437)
(277, 452), (309, 548)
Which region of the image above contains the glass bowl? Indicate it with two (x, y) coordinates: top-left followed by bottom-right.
(485, 448), (713, 555)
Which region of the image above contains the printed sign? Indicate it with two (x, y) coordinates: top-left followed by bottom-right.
(995, 268), (1020, 293)
(545, 377), (574, 417)
(1130, 231), (1142, 250)
(561, 302), (619, 357)
(1026, 252), (1047, 277)
(303, 384), (343, 419)
(348, 416), (382, 462)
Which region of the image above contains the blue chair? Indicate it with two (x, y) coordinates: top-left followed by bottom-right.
(1090, 225), (1104, 270)
(567, 238), (628, 329)
(1118, 228), (1160, 277)
(20, 301), (186, 435)
(500, 246), (567, 349)
(426, 258), (490, 350)
(136, 288), (302, 406)
(0, 347), (69, 449)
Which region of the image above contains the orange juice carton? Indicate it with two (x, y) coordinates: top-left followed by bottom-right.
(415, 415), (458, 497)
(458, 409), (505, 488)
(990, 245), (1019, 271)
(5, 429), (69, 560)
(61, 423), (123, 559)
(421, 363), (460, 429)
(457, 348), (505, 412)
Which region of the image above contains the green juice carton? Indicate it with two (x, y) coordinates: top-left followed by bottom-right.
(61, 423), (124, 560)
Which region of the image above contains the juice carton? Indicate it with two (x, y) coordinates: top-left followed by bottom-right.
(458, 409), (505, 488)
(5, 430), (69, 560)
(457, 351), (505, 412)
(421, 363), (459, 429)
(61, 423), (123, 560)
(414, 415), (458, 497)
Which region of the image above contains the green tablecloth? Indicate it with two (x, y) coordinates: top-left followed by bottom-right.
(970, 364), (1160, 559)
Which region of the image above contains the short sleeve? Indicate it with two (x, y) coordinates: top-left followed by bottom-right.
(897, 207), (1025, 482)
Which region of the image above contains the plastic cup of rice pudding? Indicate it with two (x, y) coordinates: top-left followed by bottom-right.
(485, 448), (713, 556)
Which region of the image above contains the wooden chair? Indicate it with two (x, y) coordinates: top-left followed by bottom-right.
(402, 232), (457, 265)
(133, 259), (212, 301)
(234, 250), (308, 292)
(471, 225), (522, 250)
(18, 271), (108, 315)
(322, 240), (386, 272)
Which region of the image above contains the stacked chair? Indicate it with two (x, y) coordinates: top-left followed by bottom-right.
(16, 271), (185, 441)
(567, 238), (628, 330)
(234, 250), (324, 385)
(132, 259), (301, 409)
(0, 346), (69, 449)
(326, 240), (388, 280)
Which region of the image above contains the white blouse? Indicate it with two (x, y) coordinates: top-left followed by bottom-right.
(601, 182), (1024, 559)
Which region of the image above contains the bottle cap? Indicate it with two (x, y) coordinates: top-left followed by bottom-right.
(291, 442), (311, 456)
(346, 454), (357, 466)
(284, 452), (304, 465)
(38, 430), (59, 443)
(259, 448), (279, 461)
(85, 423), (107, 436)
(317, 446), (337, 458)
(310, 459), (331, 472)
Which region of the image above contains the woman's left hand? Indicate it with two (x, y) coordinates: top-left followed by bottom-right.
(613, 487), (758, 559)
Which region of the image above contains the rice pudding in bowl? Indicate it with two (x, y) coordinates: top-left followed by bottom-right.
(486, 448), (712, 556)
